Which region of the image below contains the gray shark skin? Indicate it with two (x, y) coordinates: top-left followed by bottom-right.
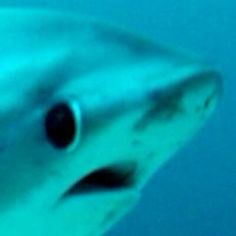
(0, 8), (221, 236)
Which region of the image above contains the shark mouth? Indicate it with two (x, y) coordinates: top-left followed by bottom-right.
(63, 162), (137, 196)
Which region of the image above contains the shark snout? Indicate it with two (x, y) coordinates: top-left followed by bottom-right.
(147, 70), (221, 125)
(60, 69), (221, 199)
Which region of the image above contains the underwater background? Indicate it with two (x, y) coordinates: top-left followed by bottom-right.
(0, 0), (235, 235)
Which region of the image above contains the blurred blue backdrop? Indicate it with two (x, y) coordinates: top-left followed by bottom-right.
(1, 0), (235, 235)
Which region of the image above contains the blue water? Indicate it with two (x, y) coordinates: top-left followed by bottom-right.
(2, 1), (235, 235)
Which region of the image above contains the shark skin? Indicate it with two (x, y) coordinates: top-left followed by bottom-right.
(0, 8), (221, 236)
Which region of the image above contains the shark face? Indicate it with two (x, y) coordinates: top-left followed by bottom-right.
(0, 8), (221, 236)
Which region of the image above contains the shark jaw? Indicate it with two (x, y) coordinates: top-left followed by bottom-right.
(0, 8), (221, 236)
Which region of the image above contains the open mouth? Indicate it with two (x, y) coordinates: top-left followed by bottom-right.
(63, 162), (137, 197)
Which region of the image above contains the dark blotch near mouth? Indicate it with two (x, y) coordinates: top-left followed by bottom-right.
(63, 162), (137, 197)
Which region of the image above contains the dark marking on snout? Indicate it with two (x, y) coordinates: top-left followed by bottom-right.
(100, 198), (133, 230)
(95, 26), (162, 57)
(134, 89), (184, 131)
(203, 90), (217, 110)
(101, 205), (121, 227)
(195, 90), (217, 114)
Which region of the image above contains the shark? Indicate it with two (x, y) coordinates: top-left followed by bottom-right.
(0, 8), (221, 236)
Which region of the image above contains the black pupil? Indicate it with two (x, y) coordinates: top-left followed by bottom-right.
(45, 103), (76, 148)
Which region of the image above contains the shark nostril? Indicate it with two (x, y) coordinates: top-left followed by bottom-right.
(63, 162), (137, 196)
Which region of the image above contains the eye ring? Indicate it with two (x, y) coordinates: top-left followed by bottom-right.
(44, 100), (81, 150)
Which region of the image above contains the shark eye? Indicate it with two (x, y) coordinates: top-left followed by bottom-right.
(45, 102), (79, 149)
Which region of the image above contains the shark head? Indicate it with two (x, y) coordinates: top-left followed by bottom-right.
(0, 8), (221, 236)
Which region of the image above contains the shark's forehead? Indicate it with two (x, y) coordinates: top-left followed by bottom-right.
(0, 9), (154, 62)
(0, 8), (196, 79)
(0, 8), (221, 236)
(0, 9), (158, 104)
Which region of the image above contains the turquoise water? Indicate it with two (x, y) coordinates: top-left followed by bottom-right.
(1, 1), (235, 235)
